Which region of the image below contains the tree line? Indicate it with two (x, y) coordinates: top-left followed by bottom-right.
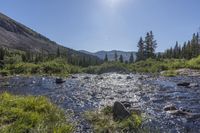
(136, 31), (200, 61)
(0, 47), (102, 67)
(162, 33), (200, 59)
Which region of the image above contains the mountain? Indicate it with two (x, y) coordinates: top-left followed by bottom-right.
(0, 12), (101, 63)
(80, 50), (137, 61)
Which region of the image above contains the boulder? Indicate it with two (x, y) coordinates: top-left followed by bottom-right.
(84, 76), (90, 80)
(71, 75), (77, 79)
(188, 83), (199, 88)
(117, 76), (122, 79)
(113, 101), (130, 120)
(98, 76), (104, 80)
(177, 82), (190, 87)
(56, 78), (65, 84)
(164, 104), (177, 111)
(126, 76), (132, 80)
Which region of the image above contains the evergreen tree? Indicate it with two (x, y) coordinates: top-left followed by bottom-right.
(21, 54), (26, 62)
(173, 41), (179, 58)
(136, 37), (145, 61)
(57, 47), (60, 57)
(104, 53), (108, 62)
(0, 48), (5, 60)
(156, 52), (162, 60)
(145, 31), (157, 58)
(129, 53), (134, 63)
(114, 51), (118, 61)
(119, 55), (124, 63)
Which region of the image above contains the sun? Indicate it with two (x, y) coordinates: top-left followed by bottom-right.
(106, 0), (122, 8)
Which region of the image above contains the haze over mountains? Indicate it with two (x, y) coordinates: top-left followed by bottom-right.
(0, 12), (101, 62)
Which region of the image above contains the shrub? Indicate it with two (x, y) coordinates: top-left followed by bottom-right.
(187, 55), (200, 69)
(0, 69), (9, 76)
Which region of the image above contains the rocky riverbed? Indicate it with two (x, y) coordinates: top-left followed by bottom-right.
(0, 73), (200, 133)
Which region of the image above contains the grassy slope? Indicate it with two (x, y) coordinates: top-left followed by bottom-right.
(0, 93), (74, 133)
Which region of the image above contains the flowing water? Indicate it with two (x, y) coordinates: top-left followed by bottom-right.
(0, 73), (200, 133)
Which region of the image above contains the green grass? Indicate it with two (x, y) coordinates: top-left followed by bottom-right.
(0, 93), (74, 133)
(161, 70), (178, 77)
(85, 106), (143, 133)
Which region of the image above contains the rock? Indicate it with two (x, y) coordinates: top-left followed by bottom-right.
(126, 76), (132, 80)
(167, 110), (193, 116)
(56, 78), (65, 84)
(84, 76), (90, 80)
(188, 83), (199, 88)
(179, 107), (192, 113)
(113, 101), (130, 120)
(164, 104), (177, 111)
(117, 76), (122, 79)
(71, 75), (77, 79)
(177, 82), (190, 87)
(98, 76), (104, 80)
(121, 101), (132, 108)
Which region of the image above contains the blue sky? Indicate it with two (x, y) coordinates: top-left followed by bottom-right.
(0, 0), (200, 52)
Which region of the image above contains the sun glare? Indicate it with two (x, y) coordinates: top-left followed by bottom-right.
(106, 0), (122, 8)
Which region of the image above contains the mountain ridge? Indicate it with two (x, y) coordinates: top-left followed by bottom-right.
(80, 50), (137, 61)
(0, 12), (101, 63)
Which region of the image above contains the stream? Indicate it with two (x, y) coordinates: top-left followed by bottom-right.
(0, 73), (200, 133)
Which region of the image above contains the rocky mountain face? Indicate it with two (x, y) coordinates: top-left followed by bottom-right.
(80, 50), (137, 61)
(0, 12), (101, 61)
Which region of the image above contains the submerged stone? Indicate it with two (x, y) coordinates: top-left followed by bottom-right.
(164, 104), (177, 111)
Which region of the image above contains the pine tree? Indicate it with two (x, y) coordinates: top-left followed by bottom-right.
(173, 41), (179, 58)
(136, 37), (145, 61)
(21, 54), (26, 62)
(119, 55), (123, 63)
(114, 51), (118, 61)
(57, 47), (60, 57)
(26, 51), (32, 62)
(104, 53), (108, 62)
(145, 31), (157, 58)
(129, 53), (134, 63)
(156, 52), (162, 60)
(182, 42), (187, 59)
(0, 48), (5, 60)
